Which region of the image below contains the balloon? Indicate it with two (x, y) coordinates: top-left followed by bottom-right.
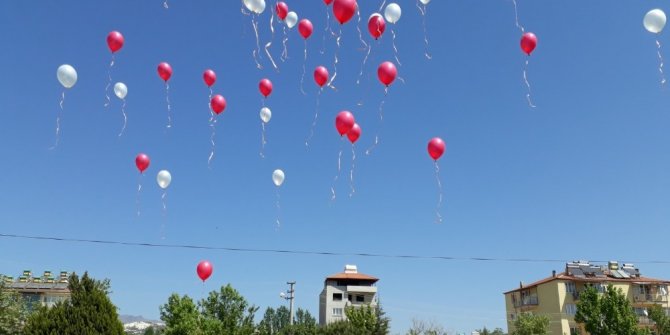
(157, 170), (172, 189)
(314, 66), (329, 87)
(260, 107), (272, 123)
(135, 153), (150, 173)
(644, 9), (667, 34)
(107, 31), (124, 53)
(57, 64), (77, 89)
(377, 61), (397, 86)
(157, 62), (172, 82)
(420, 0), (431, 4)
(113, 82), (127, 99)
(299, 19), (313, 39)
(324, 0), (333, 5)
(243, 0), (266, 14)
(347, 123), (361, 144)
(259, 78), (273, 97)
(203, 69), (216, 87)
(272, 169), (285, 187)
(196, 261), (213, 282)
(520, 32), (537, 56)
(276, 2), (288, 20)
(335, 111), (355, 136)
(211, 95), (226, 115)
(427, 137), (446, 161)
(368, 13), (386, 40)
(285, 12), (298, 29)
(384, 3), (401, 24)
(333, 0), (356, 24)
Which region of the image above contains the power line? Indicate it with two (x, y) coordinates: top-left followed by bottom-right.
(2, 233), (670, 264)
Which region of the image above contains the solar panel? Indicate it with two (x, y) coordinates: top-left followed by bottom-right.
(618, 269), (631, 278)
(569, 267), (584, 277)
(610, 270), (623, 279)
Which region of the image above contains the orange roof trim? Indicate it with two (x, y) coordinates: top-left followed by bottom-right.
(326, 272), (379, 282)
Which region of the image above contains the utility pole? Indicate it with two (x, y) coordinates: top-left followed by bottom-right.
(287, 281), (295, 325)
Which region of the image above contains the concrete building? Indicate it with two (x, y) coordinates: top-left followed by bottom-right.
(2, 270), (70, 308)
(504, 261), (670, 334)
(319, 265), (378, 325)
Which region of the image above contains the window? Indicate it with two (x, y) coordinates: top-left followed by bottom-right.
(332, 308), (343, 317)
(332, 293), (342, 301)
(356, 295), (365, 302)
(348, 294), (352, 302)
(564, 303), (577, 316)
(510, 313), (515, 320)
(565, 282), (576, 293)
(570, 326), (581, 335)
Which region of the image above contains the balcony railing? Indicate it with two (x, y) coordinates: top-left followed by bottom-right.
(513, 296), (539, 307)
(634, 293), (669, 303)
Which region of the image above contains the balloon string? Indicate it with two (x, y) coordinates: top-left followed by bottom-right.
(365, 87), (388, 156)
(391, 28), (401, 66)
(265, 14), (279, 71)
(328, 27), (342, 88)
(349, 144), (356, 198)
(320, 8), (332, 55)
(281, 26), (289, 62)
(118, 99), (127, 137)
(512, 0), (525, 33)
(523, 59), (536, 108)
(434, 161), (443, 224)
(208, 117), (217, 168)
(300, 40), (308, 95)
(160, 190), (167, 239)
(357, 43), (372, 85)
(417, 2), (432, 60)
(657, 39), (666, 86)
(331, 144), (343, 202)
(378, 0), (387, 12)
(136, 174), (143, 217)
(356, 7), (368, 51)
(305, 88), (322, 148)
(50, 91), (64, 150)
(260, 122), (267, 158)
(163, 0), (168, 9)
(275, 188), (282, 229)
(165, 82), (173, 128)
(105, 55), (115, 108)
(252, 15), (263, 70)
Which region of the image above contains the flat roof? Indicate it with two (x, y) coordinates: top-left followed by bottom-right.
(504, 272), (670, 294)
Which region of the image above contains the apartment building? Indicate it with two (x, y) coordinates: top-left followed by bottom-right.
(2, 270), (71, 308)
(319, 265), (378, 325)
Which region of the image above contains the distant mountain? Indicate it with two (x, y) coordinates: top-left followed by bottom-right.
(119, 315), (158, 324)
(120, 315), (164, 334)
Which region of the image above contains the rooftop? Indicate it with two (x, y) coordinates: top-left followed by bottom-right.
(325, 264), (379, 283)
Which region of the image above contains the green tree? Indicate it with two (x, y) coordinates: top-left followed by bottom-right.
(160, 294), (201, 335)
(258, 306), (318, 335)
(285, 308), (318, 335)
(199, 284), (258, 335)
(23, 272), (124, 335)
(575, 285), (647, 335)
(647, 304), (670, 335)
(511, 313), (549, 335)
(476, 327), (506, 335)
(0, 281), (32, 335)
(406, 318), (449, 335)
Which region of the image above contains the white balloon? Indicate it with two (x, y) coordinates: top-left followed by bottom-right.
(644, 9), (667, 34)
(272, 169), (285, 187)
(113, 82), (127, 100)
(243, 0), (266, 14)
(384, 3), (402, 24)
(260, 107), (272, 123)
(57, 64), (77, 89)
(420, 0), (430, 4)
(285, 12), (298, 29)
(157, 170), (172, 189)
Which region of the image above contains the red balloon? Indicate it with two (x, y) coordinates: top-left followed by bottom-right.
(107, 31), (124, 53)
(427, 138), (446, 161)
(335, 111), (355, 136)
(211, 95), (226, 115)
(520, 32), (537, 56)
(203, 69), (216, 87)
(298, 19), (314, 39)
(259, 78), (273, 98)
(377, 61), (397, 87)
(314, 66), (329, 87)
(333, 0), (356, 24)
(276, 2), (288, 20)
(196, 260), (213, 282)
(368, 14), (386, 40)
(157, 62), (172, 82)
(347, 123), (361, 144)
(324, 0), (334, 5)
(135, 153), (150, 173)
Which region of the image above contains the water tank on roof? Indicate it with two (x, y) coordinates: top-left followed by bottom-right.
(344, 265), (358, 274)
(608, 261), (619, 270)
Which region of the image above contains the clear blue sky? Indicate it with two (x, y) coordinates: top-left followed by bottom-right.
(2, 0), (670, 333)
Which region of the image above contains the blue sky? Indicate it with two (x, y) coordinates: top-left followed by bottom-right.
(2, 0), (670, 333)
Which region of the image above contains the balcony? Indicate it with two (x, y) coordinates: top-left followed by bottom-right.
(346, 285), (377, 294)
(513, 296), (539, 307)
(634, 293), (669, 303)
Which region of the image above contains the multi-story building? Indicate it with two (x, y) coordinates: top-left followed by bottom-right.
(2, 270), (70, 308)
(504, 261), (670, 334)
(319, 265), (378, 325)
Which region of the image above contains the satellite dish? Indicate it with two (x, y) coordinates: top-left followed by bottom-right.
(279, 292), (286, 298)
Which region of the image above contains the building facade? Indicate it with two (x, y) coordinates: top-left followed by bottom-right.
(504, 261), (670, 334)
(319, 265), (378, 325)
(2, 270), (70, 308)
